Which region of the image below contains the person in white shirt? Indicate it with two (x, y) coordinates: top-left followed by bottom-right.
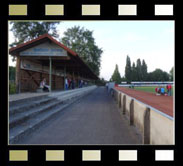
(40, 78), (50, 92)
(65, 77), (68, 90)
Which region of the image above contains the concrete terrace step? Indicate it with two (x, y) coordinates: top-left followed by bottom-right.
(9, 86), (97, 144)
(9, 96), (55, 115)
(9, 94), (86, 144)
(9, 94), (49, 107)
(9, 102), (70, 144)
(52, 87), (96, 101)
(9, 98), (64, 129)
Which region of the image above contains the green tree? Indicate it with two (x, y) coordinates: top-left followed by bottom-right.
(136, 59), (142, 81)
(147, 69), (169, 81)
(163, 71), (170, 81)
(131, 62), (137, 81)
(141, 59), (148, 81)
(125, 55), (132, 82)
(96, 77), (107, 86)
(121, 77), (127, 82)
(10, 21), (59, 47)
(9, 66), (16, 80)
(111, 64), (121, 84)
(61, 26), (103, 76)
(169, 67), (174, 81)
(9, 66), (16, 94)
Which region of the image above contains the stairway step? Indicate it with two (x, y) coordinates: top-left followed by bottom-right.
(9, 99), (77, 144)
(10, 96), (55, 115)
(9, 87), (97, 144)
(9, 98), (65, 129)
(9, 94), (48, 107)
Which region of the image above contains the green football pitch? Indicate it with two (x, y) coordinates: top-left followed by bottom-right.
(133, 86), (174, 94)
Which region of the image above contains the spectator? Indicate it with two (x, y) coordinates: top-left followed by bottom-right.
(40, 78), (50, 92)
(160, 86), (165, 95)
(155, 87), (160, 95)
(65, 77), (68, 90)
(155, 87), (158, 94)
(70, 79), (73, 89)
(80, 79), (83, 88)
(68, 78), (71, 89)
(168, 84), (172, 96)
(72, 79), (75, 89)
(166, 84), (168, 92)
(158, 87), (161, 94)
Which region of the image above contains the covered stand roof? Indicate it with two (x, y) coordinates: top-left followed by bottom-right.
(9, 34), (98, 80)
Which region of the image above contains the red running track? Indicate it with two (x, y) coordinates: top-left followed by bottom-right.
(115, 87), (173, 117)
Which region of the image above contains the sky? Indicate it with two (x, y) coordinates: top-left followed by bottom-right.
(9, 21), (174, 81)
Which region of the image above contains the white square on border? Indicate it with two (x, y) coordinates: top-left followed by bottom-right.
(46, 150), (64, 161)
(45, 5), (64, 16)
(155, 150), (174, 161)
(119, 150), (137, 161)
(155, 5), (173, 15)
(82, 150), (101, 161)
(9, 150), (28, 161)
(118, 5), (137, 15)
(82, 5), (100, 16)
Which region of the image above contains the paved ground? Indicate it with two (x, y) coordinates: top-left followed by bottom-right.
(115, 86), (173, 117)
(19, 87), (142, 145)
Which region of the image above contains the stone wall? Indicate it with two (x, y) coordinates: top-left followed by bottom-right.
(112, 88), (174, 145)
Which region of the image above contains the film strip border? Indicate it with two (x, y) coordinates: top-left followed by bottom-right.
(7, 4), (174, 17)
(3, 1), (178, 166)
(7, 149), (175, 162)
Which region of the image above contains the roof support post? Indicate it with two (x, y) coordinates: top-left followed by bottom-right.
(64, 65), (66, 90)
(49, 56), (52, 92)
